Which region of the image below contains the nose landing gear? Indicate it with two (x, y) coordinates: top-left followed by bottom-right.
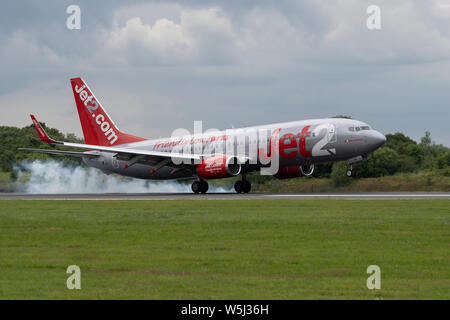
(346, 164), (353, 177)
(191, 180), (208, 194)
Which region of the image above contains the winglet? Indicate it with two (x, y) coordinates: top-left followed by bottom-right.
(30, 114), (60, 145)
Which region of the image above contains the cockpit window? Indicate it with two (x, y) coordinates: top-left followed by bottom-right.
(349, 125), (371, 132)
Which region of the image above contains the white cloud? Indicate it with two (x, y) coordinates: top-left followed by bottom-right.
(103, 1), (450, 67)
(107, 17), (192, 52)
(317, 0), (450, 63)
(105, 7), (238, 65)
(430, 0), (450, 18)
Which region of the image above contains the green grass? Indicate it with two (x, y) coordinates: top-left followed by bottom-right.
(0, 172), (14, 192)
(0, 199), (448, 299)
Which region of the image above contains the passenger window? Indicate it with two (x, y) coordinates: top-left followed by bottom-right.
(355, 127), (360, 132)
(349, 127), (355, 132)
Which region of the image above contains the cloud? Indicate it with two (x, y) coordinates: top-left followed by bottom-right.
(0, 30), (67, 71)
(105, 7), (238, 65)
(317, 0), (450, 64)
(107, 17), (192, 52)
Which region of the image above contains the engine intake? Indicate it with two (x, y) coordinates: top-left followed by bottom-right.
(300, 164), (314, 176)
(197, 155), (241, 179)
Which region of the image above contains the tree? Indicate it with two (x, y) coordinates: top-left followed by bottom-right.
(360, 147), (401, 177)
(331, 162), (352, 186)
(0, 124), (85, 172)
(332, 115), (352, 119)
(420, 131), (432, 147)
(405, 143), (424, 165)
(384, 132), (417, 154)
(436, 152), (450, 169)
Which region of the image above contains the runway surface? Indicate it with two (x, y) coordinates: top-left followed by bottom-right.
(0, 192), (449, 200)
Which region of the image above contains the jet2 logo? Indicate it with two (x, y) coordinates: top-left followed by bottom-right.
(264, 124), (337, 160)
(74, 84), (118, 144)
(311, 123), (336, 156)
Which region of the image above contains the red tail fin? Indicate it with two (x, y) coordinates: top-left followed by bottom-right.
(70, 77), (146, 146)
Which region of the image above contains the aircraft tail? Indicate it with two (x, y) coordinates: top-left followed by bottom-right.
(70, 77), (146, 146)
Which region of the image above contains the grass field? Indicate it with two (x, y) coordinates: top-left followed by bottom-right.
(0, 199), (448, 299)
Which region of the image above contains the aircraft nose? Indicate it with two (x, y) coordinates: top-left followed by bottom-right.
(369, 130), (386, 149)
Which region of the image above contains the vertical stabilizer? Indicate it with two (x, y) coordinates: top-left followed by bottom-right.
(70, 77), (146, 146)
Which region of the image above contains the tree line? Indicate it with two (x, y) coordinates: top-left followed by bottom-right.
(0, 123), (84, 173)
(327, 131), (450, 186)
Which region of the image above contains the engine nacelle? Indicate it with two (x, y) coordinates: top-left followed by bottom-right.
(274, 166), (303, 179)
(300, 164), (314, 176)
(197, 155), (241, 179)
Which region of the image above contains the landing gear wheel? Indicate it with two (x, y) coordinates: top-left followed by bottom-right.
(191, 181), (202, 194)
(200, 180), (208, 194)
(346, 164), (353, 177)
(234, 180), (244, 193)
(242, 180), (251, 193)
(192, 180), (209, 194)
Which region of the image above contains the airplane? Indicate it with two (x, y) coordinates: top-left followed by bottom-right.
(20, 77), (386, 194)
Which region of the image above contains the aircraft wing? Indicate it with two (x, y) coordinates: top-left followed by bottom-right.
(26, 114), (201, 164)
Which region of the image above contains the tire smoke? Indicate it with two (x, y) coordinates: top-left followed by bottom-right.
(14, 160), (230, 194)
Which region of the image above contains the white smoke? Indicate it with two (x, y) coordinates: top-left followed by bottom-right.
(14, 160), (231, 194)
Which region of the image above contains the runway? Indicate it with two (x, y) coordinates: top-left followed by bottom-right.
(0, 192), (449, 200)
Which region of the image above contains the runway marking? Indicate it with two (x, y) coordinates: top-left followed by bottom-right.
(0, 193), (449, 200)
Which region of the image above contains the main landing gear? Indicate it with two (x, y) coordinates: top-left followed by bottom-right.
(191, 180), (208, 194)
(191, 177), (251, 194)
(234, 179), (251, 194)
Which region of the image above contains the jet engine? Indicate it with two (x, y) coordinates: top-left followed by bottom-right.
(274, 166), (302, 179)
(300, 164), (314, 176)
(197, 155), (241, 179)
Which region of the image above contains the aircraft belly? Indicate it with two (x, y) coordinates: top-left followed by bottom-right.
(83, 155), (193, 180)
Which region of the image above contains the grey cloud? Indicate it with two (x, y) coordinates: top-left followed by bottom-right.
(0, 0), (449, 145)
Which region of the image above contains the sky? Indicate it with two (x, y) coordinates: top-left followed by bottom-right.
(0, 0), (449, 145)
